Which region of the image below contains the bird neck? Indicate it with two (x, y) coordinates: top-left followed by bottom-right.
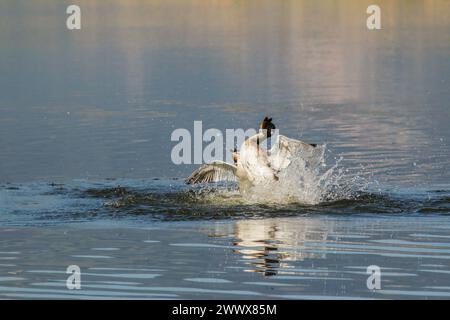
(247, 130), (269, 153)
(255, 130), (268, 142)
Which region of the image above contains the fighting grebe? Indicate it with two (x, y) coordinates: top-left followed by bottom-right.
(186, 117), (322, 191)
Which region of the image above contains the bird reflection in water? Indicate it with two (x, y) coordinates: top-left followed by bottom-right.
(230, 218), (331, 276)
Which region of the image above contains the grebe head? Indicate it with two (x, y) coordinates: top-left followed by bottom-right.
(259, 116), (276, 138)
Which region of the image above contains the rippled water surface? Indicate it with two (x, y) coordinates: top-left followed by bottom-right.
(1, 0), (450, 299)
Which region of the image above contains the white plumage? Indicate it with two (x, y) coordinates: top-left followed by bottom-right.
(186, 120), (323, 192)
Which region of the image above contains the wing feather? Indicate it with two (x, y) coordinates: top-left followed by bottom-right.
(185, 161), (237, 184)
(268, 135), (324, 171)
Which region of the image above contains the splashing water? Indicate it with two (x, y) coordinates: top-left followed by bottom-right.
(67, 145), (373, 210)
(200, 145), (371, 205)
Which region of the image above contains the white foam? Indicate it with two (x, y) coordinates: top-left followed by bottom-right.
(201, 145), (369, 205)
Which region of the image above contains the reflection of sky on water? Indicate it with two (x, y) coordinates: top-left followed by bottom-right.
(0, 0), (449, 186)
(2, 215), (450, 299)
(1, 1), (450, 300)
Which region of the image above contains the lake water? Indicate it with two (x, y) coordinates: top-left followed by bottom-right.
(0, 0), (449, 299)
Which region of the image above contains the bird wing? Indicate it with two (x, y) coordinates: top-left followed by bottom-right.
(185, 161), (237, 184)
(268, 135), (325, 171)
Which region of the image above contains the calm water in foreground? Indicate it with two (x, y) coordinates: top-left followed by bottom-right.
(0, 0), (449, 299)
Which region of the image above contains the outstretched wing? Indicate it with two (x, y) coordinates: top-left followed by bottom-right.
(185, 161), (237, 184)
(268, 135), (324, 171)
